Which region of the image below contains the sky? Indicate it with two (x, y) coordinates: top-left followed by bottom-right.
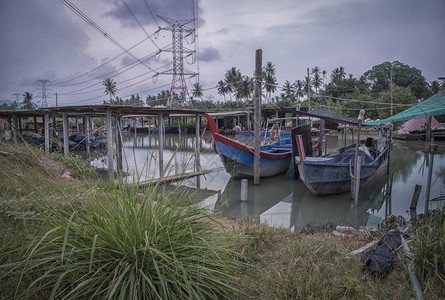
(0, 0), (444, 107)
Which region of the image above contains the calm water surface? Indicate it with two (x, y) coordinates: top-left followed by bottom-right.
(83, 132), (445, 230)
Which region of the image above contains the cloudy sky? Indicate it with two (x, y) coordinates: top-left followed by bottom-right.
(0, 0), (444, 107)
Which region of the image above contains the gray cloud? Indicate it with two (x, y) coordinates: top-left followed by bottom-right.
(199, 47), (222, 62)
(103, 0), (204, 28)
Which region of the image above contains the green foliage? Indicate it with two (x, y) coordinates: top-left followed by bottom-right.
(409, 207), (445, 294)
(50, 152), (97, 180)
(375, 85), (417, 119)
(1, 182), (242, 299)
(362, 61), (430, 100)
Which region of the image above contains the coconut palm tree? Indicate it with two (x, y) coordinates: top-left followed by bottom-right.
(263, 62), (277, 103)
(236, 76), (254, 102)
(322, 70), (327, 89)
(217, 80), (229, 101)
(294, 80), (304, 101)
(192, 82), (203, 100)
(102, 78), (118, 101)
(224, 67), (241, 100)
(282, 80), (294, 101)
(331, 67), (346, 82)
(21, 92), (36, 109)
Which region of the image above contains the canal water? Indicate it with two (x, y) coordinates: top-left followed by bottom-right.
(83, 132), (445, 231)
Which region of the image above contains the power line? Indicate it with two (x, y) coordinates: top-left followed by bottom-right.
(60, 0), (157, 73)
(119, 0), (161, 50)
(51, 36), (151, 87)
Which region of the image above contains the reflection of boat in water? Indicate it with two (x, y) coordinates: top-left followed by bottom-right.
(205, 113), (292, 178)
(215, 177), (295, 218)
(215, 168), (388, 230)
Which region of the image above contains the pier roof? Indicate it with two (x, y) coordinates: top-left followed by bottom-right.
(0, 105), (206, 118)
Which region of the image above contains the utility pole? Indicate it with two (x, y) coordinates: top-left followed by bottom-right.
(35, 79), (51, 108)
(158, 16), (197, 107)
(307, 68), (311, 111)
(12, 93), (20, 107)
(390, 64), (393, 117)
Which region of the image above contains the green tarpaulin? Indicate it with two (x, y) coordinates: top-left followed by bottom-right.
(364, 92), (445, 126)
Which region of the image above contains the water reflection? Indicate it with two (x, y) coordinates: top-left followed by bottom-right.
(76, 132), (445, 230)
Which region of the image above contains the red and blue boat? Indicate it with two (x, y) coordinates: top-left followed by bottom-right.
(205, 113), (292, 178)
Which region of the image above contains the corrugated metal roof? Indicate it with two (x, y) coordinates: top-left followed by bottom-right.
(399, 116), (444, 133)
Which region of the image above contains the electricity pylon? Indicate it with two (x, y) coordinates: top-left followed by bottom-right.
(35, 79), (51, 108)
(157, 16), (197, 107)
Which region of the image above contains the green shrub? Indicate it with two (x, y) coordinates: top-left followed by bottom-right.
(50, 152), (97, 180)
(1, 181), (242, 299)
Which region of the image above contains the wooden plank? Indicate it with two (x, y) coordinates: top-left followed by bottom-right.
(136, 169), (212, 187)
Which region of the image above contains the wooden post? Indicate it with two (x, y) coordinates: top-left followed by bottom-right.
(62, 113), (69, 157)
(106, 109), (114, 177)
(425, 116), (432, 142)
(44, 113), (50, 152)
(386, 123), (392, 175)
(410, 184), (422, 226)
(12, 114), (18, 143)
(351, 110), (364, 201)
(424, 151), (434, 214)
(33, 115), (38, 133)
(85, 117), (90, 154)
(158, 113), (164, 175)
(318, 105), (325, 157)
(115, 115), (123, 173)
(195, 114), (200, 172)
(253, 49), (262, 185)
(354, 156), (361, 205)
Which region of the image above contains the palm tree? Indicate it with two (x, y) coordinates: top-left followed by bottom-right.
(102, 78), (118, 101)
(217, 80), (229, 101)
(224, 67), (241, 100)
(322, 70), (327, 89)
(313, 72), (322, 93)
(331, 67), (346, 82)
(236, 76), (254, 102)
(263, 61), (277, 103)
(192, 82), (203, 100)
(294, 80), (304, 101)
(282, 80), (294, 100)
(21, 92), (36, 109)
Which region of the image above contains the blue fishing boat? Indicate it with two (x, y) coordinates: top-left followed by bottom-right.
(205, 113), (292, 178)
(296, 141), (390, 196)
(290, 108), (391, 196)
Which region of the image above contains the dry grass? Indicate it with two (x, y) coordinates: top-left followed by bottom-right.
(228, 221), (414, 300)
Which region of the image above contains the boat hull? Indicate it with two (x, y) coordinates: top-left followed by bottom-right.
(215, 140), (291, 178)
(205, 113), (291, 178)
(297, 148), (389, 196)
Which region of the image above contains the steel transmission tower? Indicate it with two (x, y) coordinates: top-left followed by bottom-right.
(35, 79), (51, 108)
(158, 16), (197, 107)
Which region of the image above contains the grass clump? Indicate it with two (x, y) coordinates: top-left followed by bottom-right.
(1, 180), (242, 299)
(408, 207), (445, 298)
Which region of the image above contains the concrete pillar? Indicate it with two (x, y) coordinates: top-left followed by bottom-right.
(62, 113), (69, 157)
(106, 109), (114, 176)
(44, 113), (50, 152)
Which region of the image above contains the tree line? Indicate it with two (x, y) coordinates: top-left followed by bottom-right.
(2, 61), (443, 121)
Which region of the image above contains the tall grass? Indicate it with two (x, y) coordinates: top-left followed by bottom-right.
(408, 207), (445, 298)
(0, 144), (242, 299)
